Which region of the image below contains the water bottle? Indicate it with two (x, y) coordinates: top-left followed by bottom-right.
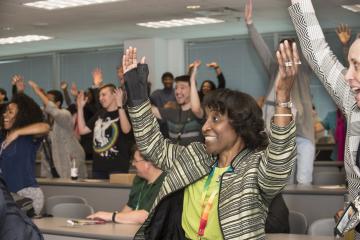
(70, 157), (78, 180)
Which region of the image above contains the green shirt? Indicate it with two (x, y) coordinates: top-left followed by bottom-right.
(127, 172), (166, 212)
(182, 167), (228, 240)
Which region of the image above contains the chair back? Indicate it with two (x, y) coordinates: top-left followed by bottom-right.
(45, 195), (87, 214)
(289, 210), (308, 234)
(313, 171), (346, 185)
(51, 203), (94, 219)
(308, 218), (335, 236)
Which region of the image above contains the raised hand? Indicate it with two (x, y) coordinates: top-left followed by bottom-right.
(336, 24), (352, 45)
(206, 62), (219, 69)
(70, 83), (79, 97)
(12, 75), (25, 92)
(114, 88), (124, 107)
(275, 40), (299, 100)
(28, 80), (39, 90)
(92, 67), (103, 87)
(244, 0), (253, 25)
(76, 91), (88, 109)
(60, 81), (68, 90)
(122, 47), (145, 74)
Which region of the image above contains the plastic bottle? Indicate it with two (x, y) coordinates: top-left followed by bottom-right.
(70, 157), (78, 180)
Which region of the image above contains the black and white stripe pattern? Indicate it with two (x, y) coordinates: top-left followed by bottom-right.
(289, 1), (360, 236)
(129, 100), (296, 240)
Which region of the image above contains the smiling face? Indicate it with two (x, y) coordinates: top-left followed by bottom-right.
(346, 39), (360, 106)
(202, 107), (242, 156)
(175, 81), (190, 105)
(99, 86), (116, 110)
(3, 103), (18, 130)
(201, 81), (213, 95)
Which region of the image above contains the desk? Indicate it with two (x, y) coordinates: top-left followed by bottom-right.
(34, 217), (140, 240)
(314, 161), (344, 172)
(266, 234), (336, 240)
(38, 178), (131, 212)
(283, 184), (346, 227)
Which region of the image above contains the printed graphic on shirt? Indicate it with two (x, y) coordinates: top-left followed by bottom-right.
(93, 117), (119, 157)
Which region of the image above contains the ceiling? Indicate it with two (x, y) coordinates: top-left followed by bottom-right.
(0, 0), (359, 58)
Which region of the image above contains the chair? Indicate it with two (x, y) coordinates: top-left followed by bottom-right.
(51, 203), (94, 219)
(289, 210), (308, 234)
(308, 218), (335, 236)
(313, 171), (346, 185)
(45, 195), (87, 215)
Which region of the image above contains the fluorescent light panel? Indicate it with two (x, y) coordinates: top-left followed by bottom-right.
(23, 0), (125, 10)
(341, 5), (360, 13)
(137, 17), (224, 29)
(0, 35), (52, 45)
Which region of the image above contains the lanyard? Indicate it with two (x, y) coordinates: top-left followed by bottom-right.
(197, 162), (233, 238)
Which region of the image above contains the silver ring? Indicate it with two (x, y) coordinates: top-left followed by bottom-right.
(295, 61), (302, 65)
(285, 61), (293, 67)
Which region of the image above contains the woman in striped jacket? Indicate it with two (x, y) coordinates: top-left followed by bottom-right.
(123, 41), (297, 239)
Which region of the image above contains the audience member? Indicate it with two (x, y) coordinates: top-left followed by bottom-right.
(0, 88), (8, 115)
(289, 0), (360, 233)
(245, 0), (315, 185)
(150, 72), (176, 108)
(122, 44), (296, 239)
(151, 73), (204, 146)
(77, 84), (133, 179)
(29, 81), (87, 179)
(0, 93), (49, 215)
(197, 62), (226, 102)
(87, 145), (165, 224)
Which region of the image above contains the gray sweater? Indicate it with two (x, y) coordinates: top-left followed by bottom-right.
(247, 23), (315, 144)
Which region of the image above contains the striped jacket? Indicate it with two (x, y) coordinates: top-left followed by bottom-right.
(129, 100), (296, 239)
(289, 0), (360, 233)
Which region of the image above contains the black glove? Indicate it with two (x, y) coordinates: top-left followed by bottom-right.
(124, 64), (149, 107)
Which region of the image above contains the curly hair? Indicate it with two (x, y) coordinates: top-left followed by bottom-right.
(203, 88), (268, 151)
(1, 93), (43, 133)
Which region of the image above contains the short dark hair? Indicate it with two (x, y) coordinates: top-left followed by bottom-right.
(203, 89), (268, 150)
(161, 72), (174, 81)
(99, 83), (116, 93)
(175, 75), (190, 85)
(1, 93), (43, 134)
(47, 90), (63, 107)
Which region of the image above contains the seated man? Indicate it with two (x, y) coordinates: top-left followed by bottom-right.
(87, 146), (165, 224)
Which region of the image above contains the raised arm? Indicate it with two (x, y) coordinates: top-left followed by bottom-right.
(336, 24), (352, 66)
(244, 0), (277, 77)
(60, 81), (73, 106)
(258, 41), (297, 198)
(76, 91), (92, 135)
(289, 0), (353, 114)
(11, 75), (25, 96)
(123, 47), (186, 171)
(28, 80), (50, 106)
(190, 60), (204, 118)
(207, 62), (226, 88)
(2, 122), (50, 149)
(114, 88), (132, 134)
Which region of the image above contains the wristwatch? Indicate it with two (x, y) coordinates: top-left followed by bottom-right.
(112, 211), (119, 223)
(276, 101), (293, 109)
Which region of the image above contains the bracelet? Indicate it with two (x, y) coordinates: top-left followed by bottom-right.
(112, 211), (119, 223)
(117, 105), (124, 110)
(274, 114), (293, 117)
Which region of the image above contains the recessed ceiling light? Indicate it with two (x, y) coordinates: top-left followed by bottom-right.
(23, 0), (126, 10)
(341, 4), (360, 13)
(0, 35), (53, 45)
(137, 17), (224, 29)
(187, 5), (201, 9)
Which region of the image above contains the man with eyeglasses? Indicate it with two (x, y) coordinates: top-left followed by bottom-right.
(87, 145), (165, 224)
